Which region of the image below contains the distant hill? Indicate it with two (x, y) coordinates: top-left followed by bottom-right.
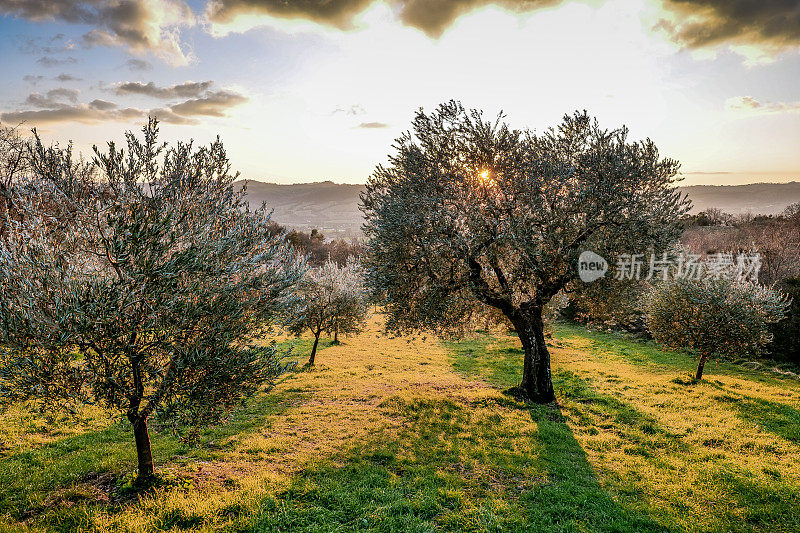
(239, 180), (800, 238)
(237, 180), (364, 239)
(679, 182), (800, 215)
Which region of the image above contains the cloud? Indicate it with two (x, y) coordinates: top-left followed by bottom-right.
(36, 56), (78, 67)
(726, 95), (800, 114)
(169, 90), (248, 117)
(25, 88), (81, 108)
(332, 104), (366, 116)
(356, 121), (389, 129)
(657, 0), (800, 54)
(55, 73), (82, 82)
(23, 74), (46, 85)
(89, 99), (117, 110)
(149, 107), (199, 125)
(0, 0), (196, 66)
(0, 104), (144, 126)
(124, 58), (153, 71)
(0, 87), (247, 127)
(16, 33), (76, 54)
(206, 0), (561, 38)
(115, 80), (214, 99)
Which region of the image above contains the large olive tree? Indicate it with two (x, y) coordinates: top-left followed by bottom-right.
(361, 102), (688, 402)
(0, 119), (302, 482)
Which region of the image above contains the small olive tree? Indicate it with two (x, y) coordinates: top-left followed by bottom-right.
(0, 124), (30, 237)
(644, 277), (789, 379)
(0, 119), (302, 482)
(284, 260), (370, 366)
(361, 101), (688, 402)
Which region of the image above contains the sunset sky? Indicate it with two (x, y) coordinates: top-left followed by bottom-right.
(1, 0), (798, 185)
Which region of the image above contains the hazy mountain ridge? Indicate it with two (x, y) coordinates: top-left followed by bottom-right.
(239, 180), (800, 238)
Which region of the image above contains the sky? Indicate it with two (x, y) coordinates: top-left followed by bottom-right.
(0, 0), (798, 186)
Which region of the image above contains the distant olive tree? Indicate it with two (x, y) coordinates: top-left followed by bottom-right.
(0, 119), (302, 483)
(284, 260), (370, 366)
(361, 101), (688, 402)
(644, 278), (788, 380)
(0, 124), (30, 237)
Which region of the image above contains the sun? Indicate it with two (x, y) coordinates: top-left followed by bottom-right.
(479, 169), (491, 183)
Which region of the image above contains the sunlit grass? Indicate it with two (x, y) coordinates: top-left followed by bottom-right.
(0, 319), (798, 531)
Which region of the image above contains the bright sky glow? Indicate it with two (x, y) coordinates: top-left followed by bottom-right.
(1, 0), (798, 185)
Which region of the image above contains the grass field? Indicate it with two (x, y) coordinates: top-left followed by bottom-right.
(1, 319), (799, 532)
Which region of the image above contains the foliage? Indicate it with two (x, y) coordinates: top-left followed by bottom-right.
(283, 259), (370, 365)
(0, 124), (31, 237)
(361, 100), (688, 401)
(767, 277), (800, 363)
(644, 277), (789, 379)
(568, 277), (649, 332)
(266, 221), (363, 267)
(0, 118), (302, 479)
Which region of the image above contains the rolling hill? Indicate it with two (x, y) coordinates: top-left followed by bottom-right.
(239, 180), (800, 238)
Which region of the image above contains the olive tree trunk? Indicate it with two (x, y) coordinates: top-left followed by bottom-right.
(695, 353), (709, 380)
(509, 309), (555, 403)
(308, 329), (321, 366)
(130, 415), (154, 481)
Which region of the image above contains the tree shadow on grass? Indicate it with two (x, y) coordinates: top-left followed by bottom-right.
(0, 390), (308, 525)
(249, 393), (671, 532)
(714, 393), (800, 445)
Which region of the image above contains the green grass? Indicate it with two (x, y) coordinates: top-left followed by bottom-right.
(1, 321), (799, 532)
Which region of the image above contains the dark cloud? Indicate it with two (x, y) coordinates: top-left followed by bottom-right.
(206, 0), (800, 51)
(357, 121), (389, 129)
(25, 88), (81, 108)
(169, 90), (248, 117)
(115, 81), (215, 99)
(36, 56), (78, 67)
(658, 0), (800, 51)
(125, 58), (153, 71)
(206, 0), (559, 37)
(0, 0), (195, 65)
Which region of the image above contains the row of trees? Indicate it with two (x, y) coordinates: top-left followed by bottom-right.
(266, 222), (362, 267)
(1, 102), (788, 482)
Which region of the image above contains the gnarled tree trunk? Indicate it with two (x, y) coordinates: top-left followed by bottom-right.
(509, 309), (555, 403)
(130, 415), (154, 482)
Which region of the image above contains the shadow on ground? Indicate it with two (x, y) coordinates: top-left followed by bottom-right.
(248, 392), (671, 532)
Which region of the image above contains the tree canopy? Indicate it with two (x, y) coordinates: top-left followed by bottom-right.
(361, 101), (689, 402)
(284, 259), (370, 366)
(0, 119), (302, 481)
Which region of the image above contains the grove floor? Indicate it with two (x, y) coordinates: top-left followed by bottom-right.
(1, 318), (799, 532)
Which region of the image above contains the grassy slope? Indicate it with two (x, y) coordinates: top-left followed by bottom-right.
(0, 320), (799, 532)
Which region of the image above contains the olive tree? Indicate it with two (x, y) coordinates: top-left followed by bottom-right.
(0, 119), (302, 482)
(644, 277), (788, 379)
(361, 101), (688, 402)
(284, 259), (369, 366)
(0, 124), (30, 237)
